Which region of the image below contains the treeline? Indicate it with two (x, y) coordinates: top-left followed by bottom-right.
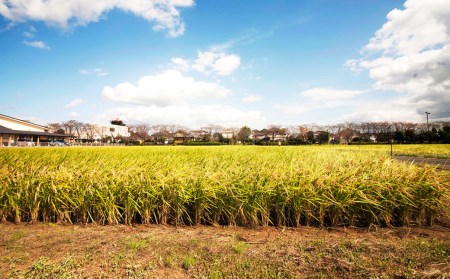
(126, 121), (450, 145)
(48, 120), (450, 144)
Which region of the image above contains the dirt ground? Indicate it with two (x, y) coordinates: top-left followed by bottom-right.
(0, 223), (449, 278)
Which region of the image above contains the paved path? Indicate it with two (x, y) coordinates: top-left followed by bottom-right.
(394, 156), (450, 171)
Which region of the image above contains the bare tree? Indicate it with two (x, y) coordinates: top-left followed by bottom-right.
(47, 122), (64, 134)
(96, 126), (109, 143)
(284, 125), (298, 138)
(73, 121), (85, 141)
(130, 124), (152, 142)
(84, 123), (98, 142)
(62, 120), (78, 136)
(202, 124), (222, 141)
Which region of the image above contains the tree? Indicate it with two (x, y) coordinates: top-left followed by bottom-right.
(237, 126), (252, 143)
(285, 125), (298, 139)
(339, 128), (359, 144)
(73, 121), (85, 141)
(62, 120), (77, 136)
(213, 132), (224, 142)
(394, 130), (405, 143)
(84, 123), (98, 142)
(48, 123), (64, 134)
(316, 131), (330, 144)
(129, 124), (152, 143)
(202, 124), (222, 142)
(298, 126), (310, 142)
(306, 131), (315, 144)
(439, 126), (450, 143)
(110, 119), (126, 126)
(267, 125), (282, 141)
(405, 129), (416, 143)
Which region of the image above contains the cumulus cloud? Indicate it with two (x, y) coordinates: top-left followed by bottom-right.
(301, 88), (367, 100)
(99, 104), (265, 128)
(171, 57), (189, 71)
(23, 40), (49, 49)
(79, 68), (109, 76)
(193, 51), (240, 76)
(0, 0), (194, 37)
(102, 70), (231, 107)
(242, 95), (262, 104)
(64, 98), (86, 108)
(348, 0), (450, 119)
(171, 51), (241, 76)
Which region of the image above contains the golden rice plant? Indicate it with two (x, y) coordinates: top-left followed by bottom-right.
(0, 146), (447, 227)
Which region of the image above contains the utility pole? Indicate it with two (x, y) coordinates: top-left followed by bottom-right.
(425, 112), (430, 131)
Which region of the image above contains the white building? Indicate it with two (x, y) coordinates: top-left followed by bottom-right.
(0, 114), (47, 132)
(77, 123), (130, 142)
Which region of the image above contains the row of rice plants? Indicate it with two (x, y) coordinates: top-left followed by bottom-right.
(0, 146), (447, 227)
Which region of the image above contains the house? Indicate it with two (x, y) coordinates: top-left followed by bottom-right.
(221, 129), (236, 139)
(251, 130), (270, 141)
(0, 114), (70, 146)
(151, 132), (174, 144)
(173, 130), (194, 144)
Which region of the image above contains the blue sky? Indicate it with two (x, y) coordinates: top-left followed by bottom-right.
(1, 0), (449, 129)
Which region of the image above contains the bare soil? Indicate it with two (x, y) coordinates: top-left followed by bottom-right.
(1, 223), (449, 278)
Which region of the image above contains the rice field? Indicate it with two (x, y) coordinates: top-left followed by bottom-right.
(0, 146), (448, 227)
(339, 144), (450, 159)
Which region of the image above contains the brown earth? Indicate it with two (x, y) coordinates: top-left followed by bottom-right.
(1, 223), (449, 278)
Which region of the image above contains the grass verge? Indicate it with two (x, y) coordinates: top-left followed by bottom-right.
(0, 223), (448, 278)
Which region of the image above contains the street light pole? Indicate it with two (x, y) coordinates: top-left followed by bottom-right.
(425, 112), (430, 131)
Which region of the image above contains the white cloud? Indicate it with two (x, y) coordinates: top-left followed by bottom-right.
(211, 54), (241, 76)
(171, 57), (189, 71)
(99, 104), (265, 128)
(70, 112), (80, 117)
(23, 40), (49, 49)
(242, 95), (262, 104)
(64, 98), (86, 108)
(102, 70), (231, 107)
(79, 68), (109, 76)
(192, 51), (240, 76)
(301, 88), (367, 100)
(348, 0), (450, 120)
(170, 50), (241, 76)
(0, 0), (194, 37)
(364, 0), (450, 56)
